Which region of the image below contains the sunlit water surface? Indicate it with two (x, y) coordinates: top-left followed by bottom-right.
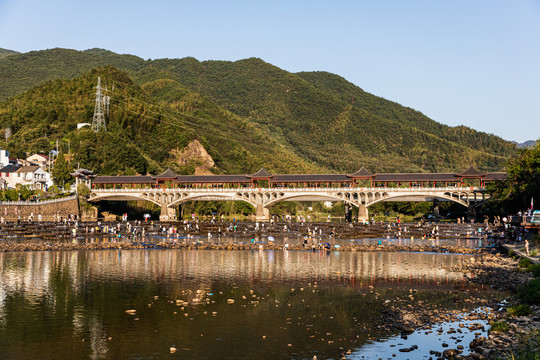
(0, 249), (499, 359)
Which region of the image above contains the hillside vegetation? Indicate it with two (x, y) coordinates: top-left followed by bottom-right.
(0, 67), (321, 175)
(0, 48), (517, 175)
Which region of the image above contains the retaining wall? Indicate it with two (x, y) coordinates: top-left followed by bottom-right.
(0, 196), (79, 221)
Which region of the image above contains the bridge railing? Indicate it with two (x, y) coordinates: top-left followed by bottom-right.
(92, 186), (485, 193)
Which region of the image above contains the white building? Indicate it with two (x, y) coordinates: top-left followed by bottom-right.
(0, 148), (10, 168)
(26, 154), (50, 169)
(0, 165), (53, 190)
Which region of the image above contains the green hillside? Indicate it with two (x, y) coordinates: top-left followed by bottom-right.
(296, 71), (515, 158)
(0, 67), (322, 175)
(0, 48), (145, 101)
(140, 57), (514, 172)
(0, 48), (517, 175)
(0, 48), (18, 60)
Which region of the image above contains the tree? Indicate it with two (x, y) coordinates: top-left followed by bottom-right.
(489, 141), (540, 213)
(51, 153), (73, 188)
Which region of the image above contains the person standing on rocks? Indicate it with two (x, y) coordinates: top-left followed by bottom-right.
(525, 239), (530, 256)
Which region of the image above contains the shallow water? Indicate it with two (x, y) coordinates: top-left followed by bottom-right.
(0, 249), (498, 359)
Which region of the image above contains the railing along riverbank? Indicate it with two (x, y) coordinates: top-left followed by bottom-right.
(0, 195), (78, 206)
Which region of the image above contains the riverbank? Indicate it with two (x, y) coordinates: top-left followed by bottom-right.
(372, 251), (540, 359)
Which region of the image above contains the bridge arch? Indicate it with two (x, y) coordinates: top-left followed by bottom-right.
(167, 193), (258, 209)
(367, 193), (470, 207)
(88, 193), (163, 207)
(264, 193), (359, 208)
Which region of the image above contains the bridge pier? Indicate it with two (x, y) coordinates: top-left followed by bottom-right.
(358, 204), (369, 223)
(467, 205), (476, 222)
(433, 198), (440, 217)
(160, 206), (176, 221)
(255, 205), (270, 222)
(345, 203), (352, 222)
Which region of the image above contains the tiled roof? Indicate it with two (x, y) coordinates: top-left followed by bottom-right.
(176, 175), (250, 183)
(93, 176), (155, 184)
(272, 174), (350, 182)
(0, 165), (21, 173)
(154, 168), (177, 179)
(348, 166), (374, 178)
(373, 173), (458, 182)
(16, 166), (40, 173)
(457, 166), (486, 177)
(248, 167), (273, 178)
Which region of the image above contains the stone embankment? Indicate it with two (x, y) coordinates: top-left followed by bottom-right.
(0, 196), (79, 221)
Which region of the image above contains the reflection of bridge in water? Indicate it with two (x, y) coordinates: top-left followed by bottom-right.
(79, 166), (506, 221)
(0, 250), (472, 305)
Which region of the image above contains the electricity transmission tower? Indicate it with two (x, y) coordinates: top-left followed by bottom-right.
(91, 76), (107, 132)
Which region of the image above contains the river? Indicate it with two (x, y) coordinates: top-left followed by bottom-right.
(0, 246), (504, 360)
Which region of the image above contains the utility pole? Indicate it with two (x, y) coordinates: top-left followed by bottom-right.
(91, 76), (106, 132)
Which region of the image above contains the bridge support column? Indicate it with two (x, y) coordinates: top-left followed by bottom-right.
(357, 204), (369, 223)
(345, 203), (352, 222)
(160, 206), (176, 221)
(467, 205), (476, 222)
(433, 198), (440, 217)
(255, 205), (269, 222)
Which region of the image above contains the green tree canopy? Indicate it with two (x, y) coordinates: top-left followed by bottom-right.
(51, 153), (73, 188)
(489, 141), (540, 213)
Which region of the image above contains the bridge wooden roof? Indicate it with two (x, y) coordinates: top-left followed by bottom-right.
(457, 166), (486, 178)
(483, 172), (507, 181)
(348, 167), (374, 178)
(248, 167), (273, 179)
(175, 175), (250, 183)
(272, 174), (349, 182)
(153, 168), (177, 180)
(93, 176), (155, 184)
(372, 173), (459, 182)
(92, 169), (507, 185)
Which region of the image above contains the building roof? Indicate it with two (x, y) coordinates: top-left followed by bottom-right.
(16, 166), (41, 173)
(92, 168), (508, 185)
(154, 168), (178, 179)
(348, 166), (374, 178)
(27, 154), (49, 160)
(272, 174), (350, 182)
(457, 166), (486, 178)
(93, 176), (155, 184)
(0, 164), (21, 173)
(484, 172), (507, 181)
(248, 167), (273, 179)
(70, 169), (96, 179)
(372, 173), (459, 182)
(176, 175), (251, 183)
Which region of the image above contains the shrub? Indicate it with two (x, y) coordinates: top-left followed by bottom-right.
(519, 258), (532, 268)
(527, 263), (540, 278)
(507, 304), (532, 317)
(489, 321), (509, 333)
(517, 278), (540, 305)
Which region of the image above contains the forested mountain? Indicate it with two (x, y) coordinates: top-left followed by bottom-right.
(0, 48), (145, 100)
(0, 48), (517, 175)
(0, 67), (321, 175)
(0, 48), (18, 60)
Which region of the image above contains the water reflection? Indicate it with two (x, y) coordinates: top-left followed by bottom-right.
(0, 250), (493, 360)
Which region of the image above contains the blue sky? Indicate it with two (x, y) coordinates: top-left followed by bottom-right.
(0, 0), (539, 142)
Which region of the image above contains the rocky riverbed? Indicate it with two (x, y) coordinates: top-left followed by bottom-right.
(367, 252), (539, 359)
